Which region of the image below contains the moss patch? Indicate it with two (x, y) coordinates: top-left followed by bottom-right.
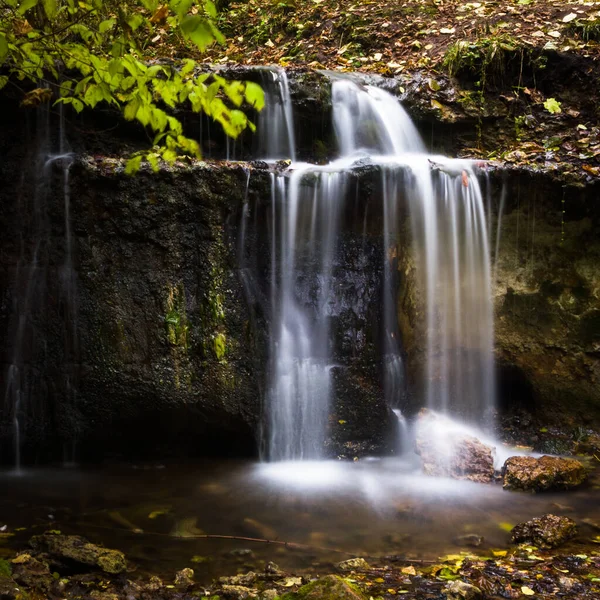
(282, 575), (366, 600)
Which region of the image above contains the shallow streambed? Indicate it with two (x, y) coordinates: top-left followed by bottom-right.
(1, 458), (599, 583)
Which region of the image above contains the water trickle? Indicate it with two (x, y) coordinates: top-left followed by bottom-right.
(3, 102), (79, 468)
(257, 68), (296, 161)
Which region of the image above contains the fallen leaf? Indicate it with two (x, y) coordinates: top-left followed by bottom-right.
(521, 586), (535, 596)
(440, 27), (455, 34)
(562, 13), (577, 23)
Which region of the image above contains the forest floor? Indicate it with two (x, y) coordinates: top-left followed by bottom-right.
(203, 0), (600, 75)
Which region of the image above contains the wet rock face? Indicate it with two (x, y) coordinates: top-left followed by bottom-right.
(511, 514), (578, 548)
(415, 411), (495, 483)
(502, 455), (587, 492)
(491, 171), (600, 426)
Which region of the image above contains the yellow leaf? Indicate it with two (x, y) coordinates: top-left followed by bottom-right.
(521, 586), (535, 596)
(499, 522), (514, 532)
(338, 420), (347, 425)
(492, 550), (507, 557)
(401, 566), (416, 575)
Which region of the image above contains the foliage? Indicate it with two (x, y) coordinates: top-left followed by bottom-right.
(543, 98), (562, 115)
(442, 35), (519, 81)
(567, 18), (600, 42)
(0, 0), (264, 172)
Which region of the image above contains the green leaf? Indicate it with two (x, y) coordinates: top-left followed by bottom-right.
(180, 15), (214, 51)
(0, 76), (8, 91)
(72, 98), (84, 113)
(127, 14), (145, 31)
(125, 155), (142, 175)
(146, 65), (164, 77)
(136, 103), (151, 126)
(224, 79), (244, 106)
(140, 0), (159, 10)
(41, 0), (57, 18)
(124, 96), (141, 120)
(99, 18), (116, 33)
(17, 0), (38, 15)
(180, 58), (195, 76)
(204, 0), (216, 18)
(0, 35), (8, 65)
(84, 84), (104, 108)
(170, 0), (194, 19)
(146, 153), (160, 172)
(543, 98), (562, 114)
(244, 81), (264, 111)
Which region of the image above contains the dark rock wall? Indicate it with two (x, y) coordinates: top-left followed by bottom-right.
(492, 170), (600, 426)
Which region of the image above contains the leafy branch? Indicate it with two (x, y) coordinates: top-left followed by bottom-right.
(0, 0), (265, 173)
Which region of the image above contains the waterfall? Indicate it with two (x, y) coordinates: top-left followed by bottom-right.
(264, 76), (496, 460)
(257, 67), (296, 161)
(267, 167), (345, 460)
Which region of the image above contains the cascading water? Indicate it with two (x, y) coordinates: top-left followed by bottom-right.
(332, 78), (495, 427)
(264, 75), (496, 460)
(267, 168), (345, 460)
(257, 67), (296, 161)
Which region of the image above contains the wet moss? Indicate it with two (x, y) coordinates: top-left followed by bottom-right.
(165, 282), (189, 350)
(282, 575), (366, 600)
(0, 558), (12, 578)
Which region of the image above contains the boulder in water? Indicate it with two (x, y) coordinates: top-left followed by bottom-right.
(502, 455), (587, 492)
(415, 411), (495, 483)
(511, 514), (578, 548)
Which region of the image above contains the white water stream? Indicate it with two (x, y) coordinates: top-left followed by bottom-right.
(263, 76), (496, 460)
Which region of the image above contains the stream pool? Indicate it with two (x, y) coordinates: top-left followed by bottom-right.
(1, 458), (598, 582)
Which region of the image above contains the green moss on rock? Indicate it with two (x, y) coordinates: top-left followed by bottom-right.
(29, 534), (126, 574)
(282, 575), (366, 600)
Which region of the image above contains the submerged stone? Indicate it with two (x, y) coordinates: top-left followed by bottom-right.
(29, 533), (126, 574)
(453, 533), (484, 548)
(502, 455), (587, 492)
(282, 575), (366, 600)
(511, 514), (578, 548)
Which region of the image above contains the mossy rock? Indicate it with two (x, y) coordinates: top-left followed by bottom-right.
(502, 455), (587, 492)
(29, 534), (126, 574)
(282, 575), (366, 600)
